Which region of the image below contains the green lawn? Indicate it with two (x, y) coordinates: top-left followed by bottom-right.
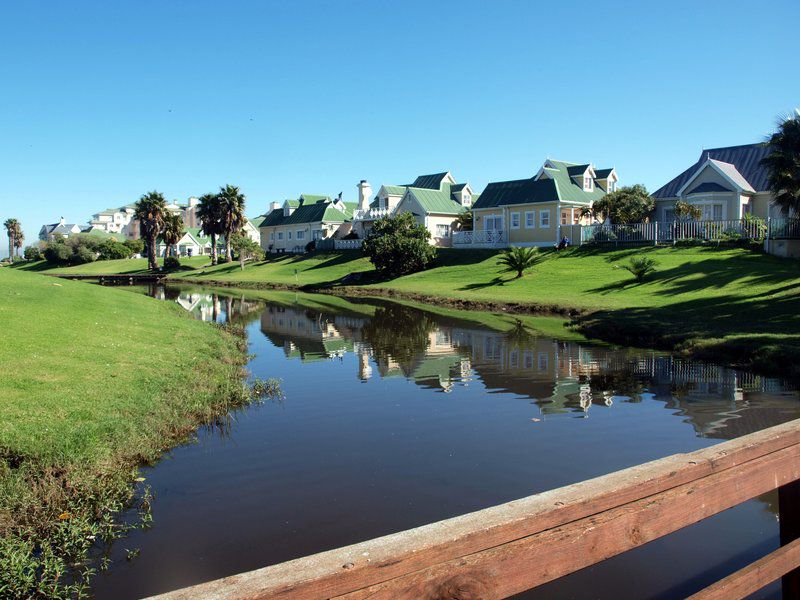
(172, 246), (800, 374)
(12, 255), (212, 275)
(0, 268), (247, 596)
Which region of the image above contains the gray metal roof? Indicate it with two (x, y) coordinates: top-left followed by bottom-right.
(652, 143), (770, 199)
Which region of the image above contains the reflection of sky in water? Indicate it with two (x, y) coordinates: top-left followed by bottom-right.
(94, 285), (798, 600)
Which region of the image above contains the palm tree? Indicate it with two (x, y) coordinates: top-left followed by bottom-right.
(454, 210), (473, 231)
(161, 211), (184, 258)
(498, 246), (542, 279)
(196, 193), (223, 265)
(217, 184), (246, 262)
(761, 112), (800, 215)
(13, 227), (24, 259)
(134, 191), (167, 270)
(4, 218), (19, 263)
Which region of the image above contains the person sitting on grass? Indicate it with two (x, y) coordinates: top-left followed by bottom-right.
(555, 236), (570, 250)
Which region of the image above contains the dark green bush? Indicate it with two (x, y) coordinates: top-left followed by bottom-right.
(362, 213), (436, 278)
(97, 239), (131, 260)
(123, 239), (145, 255)
(163, 256), (181, 270)
(43, 241), (73, 264)
(70, 246), (96, 265)
(23, 246), (42, 261)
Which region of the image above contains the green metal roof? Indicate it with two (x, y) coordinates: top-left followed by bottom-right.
(410, 172), (450, 190)
(407, 187), (466, 215)
(475, 160), (610, 209)
(258, 199), (355, 227)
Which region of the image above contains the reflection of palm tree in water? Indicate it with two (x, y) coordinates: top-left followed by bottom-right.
(361, 304), (437, 377)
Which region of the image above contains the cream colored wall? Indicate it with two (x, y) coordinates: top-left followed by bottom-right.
(682, 166), (741, 218)
(506, 202), (559, 245)
(261, 220), (346, 252)
(749, 192), (776, 219)
(425, 214), (459, 247)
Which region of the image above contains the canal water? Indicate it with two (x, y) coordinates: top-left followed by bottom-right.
(92, 285), (799, 599)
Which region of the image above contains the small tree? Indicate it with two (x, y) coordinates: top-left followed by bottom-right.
(23, 245), (42, 261)
(498, 246), (542, 278)
(761, 111), (800, 215)
(362, 212), (436, 278)
(230, 233), (264, 270)
(123, 238), (145, 256)
(454, 210), (473, 231)
(583, 184), (654, 224)
(161, 212), (185, 258)
(674, 200), (702, 220)
(622, 256), (657, 283)
(134, 191), (167, 270)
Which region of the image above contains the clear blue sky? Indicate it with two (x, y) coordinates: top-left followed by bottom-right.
(1, 0), (798, 256)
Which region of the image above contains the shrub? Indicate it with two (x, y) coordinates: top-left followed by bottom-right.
(622, 256), (657, 283)
(23, 245), (42, 261)
(163, 256), (181, 270)
(362, 213), (436, 278)
(97, 239), (132, 260)
(498, 246), (542, 278)
(43, 241), (73, 264)
(70, 246), (96, 265)
(123, 239), (145, 256)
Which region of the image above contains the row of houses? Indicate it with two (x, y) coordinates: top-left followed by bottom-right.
(254, 142), (785, 252)
(39, 197), (261, 257)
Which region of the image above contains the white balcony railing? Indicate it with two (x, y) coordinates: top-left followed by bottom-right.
(452, 230), (508, 247)
(352, 207), (392, 221)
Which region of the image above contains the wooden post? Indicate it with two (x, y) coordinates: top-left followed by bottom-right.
(780, 479), (800, 597)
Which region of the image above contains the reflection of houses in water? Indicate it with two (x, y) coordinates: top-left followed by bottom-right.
(170, 291), (263, 324)
(175, 293), (221, 322)
(259, 305), (367, 362)
(253, 299), (797, 437)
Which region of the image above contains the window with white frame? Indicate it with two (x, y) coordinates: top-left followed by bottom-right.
(525, 211), (535, 228)
(463, 192), (471, 206)
(609, 180), (617, 193)
(713, 204), (723, 220)
(538, 352), (548, 371)
(312, 230), (322, 240)
(277, 231), (284, 240)
(435, 223), (451, 237)
(269, 232), (274, 241)
(510, 212), (520, 228)
(539, 209), (550, 228)
(484, 215), (502, 230)
(560, 210), (569, 225)
(287, 231), (292, 240)
(296, 230), (305, 240)
(583, 176), (593, 191)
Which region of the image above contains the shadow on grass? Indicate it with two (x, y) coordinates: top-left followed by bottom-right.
(459, 276), (510, 290)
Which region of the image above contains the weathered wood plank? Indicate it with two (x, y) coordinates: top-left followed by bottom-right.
(148, 420), (800, 600)
(779, 479), (800, 597)
(686, 537), (800, 600)
(336, 444), (800, 599)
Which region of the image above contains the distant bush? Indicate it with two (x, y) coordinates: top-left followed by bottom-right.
(305, 240), (316, 253)
(362, 212), (436, 278)
(43, 240), (74, 264)
(621, 256), (657, 283)
(163, 256), (181, 270)
(23, 245), (42, 261)
(123, 239), (145, 256)
(71, 246), (96, 265)
(97, 239), (132, 260)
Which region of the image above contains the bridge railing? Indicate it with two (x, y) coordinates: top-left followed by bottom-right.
(151, 419), (800, 600)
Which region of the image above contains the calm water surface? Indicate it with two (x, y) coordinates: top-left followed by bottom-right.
(91, 285), (800, 599)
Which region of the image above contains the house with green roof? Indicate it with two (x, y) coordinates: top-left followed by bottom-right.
(351, 172), (475, 246)
(464, 159), (617, 247)
(156, 227), (222, 257)
(257, 194), (356, 253)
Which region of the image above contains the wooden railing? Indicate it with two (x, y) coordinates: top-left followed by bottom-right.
(151, 419), (800, 600)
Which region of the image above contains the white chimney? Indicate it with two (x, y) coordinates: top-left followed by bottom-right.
(357, 180), (372, 212)
(188, 196), (199, 207)
(270, 201), (281, 212)
(59, 216), (65, 226)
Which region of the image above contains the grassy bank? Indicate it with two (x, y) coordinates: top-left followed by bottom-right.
(11, 255), (211, 275)
(0, 268), (249, 597)
(169, 246), (800, 376)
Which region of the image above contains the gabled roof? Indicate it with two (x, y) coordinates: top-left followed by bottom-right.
(258, 208), (285, 228)
(450, 183), (468, 193)
(410, 172), (450, 190)
(652, 143), (770, 199)
(594, 168), (615, 179)
(406, 188), (467, 215)
(707, 159), (755, 192)
(475, 160), (609, 209)
(259, 198), (355, 227)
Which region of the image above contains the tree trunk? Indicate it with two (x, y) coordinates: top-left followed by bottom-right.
(8, 236), (14, 263)
(225, 233), (232, 262)
(147, 234), (158, 270)
(240, 252), (245, 270)
(211, 233), (218, 265)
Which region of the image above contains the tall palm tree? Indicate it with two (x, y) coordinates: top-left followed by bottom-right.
(13, 226), (24, 259)
(4, 218), (19, 263)
(161, 211), (184, 258)
(217, 184), (246, 262)
(761, 112), (800, 215)
(134, 191), (167, 270)
(196, 192), (224, 265)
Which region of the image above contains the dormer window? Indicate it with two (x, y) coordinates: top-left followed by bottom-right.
(583, 176), (593, 191)
(609, 181), (617, 193)
(463, 192), (471, 206)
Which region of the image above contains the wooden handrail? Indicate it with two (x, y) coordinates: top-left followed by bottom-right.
(149, 419), (800, 600)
